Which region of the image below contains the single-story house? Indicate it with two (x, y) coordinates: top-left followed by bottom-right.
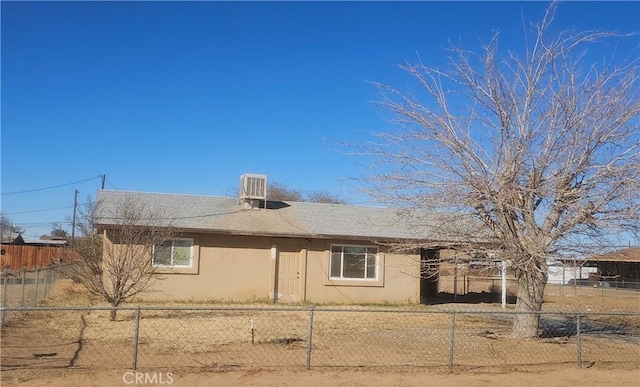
(586, 247), (640, 289)
(95, 177), (486, 304)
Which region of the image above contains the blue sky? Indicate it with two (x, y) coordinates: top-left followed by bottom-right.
(1, 1), (639, 239)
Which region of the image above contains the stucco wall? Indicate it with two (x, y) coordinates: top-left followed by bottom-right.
(127, 233), (420, 304)
(303, 239), (420, 304)
(141, 234), (274, 302)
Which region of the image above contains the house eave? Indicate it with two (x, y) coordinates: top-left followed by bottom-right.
(96, 223), (488, 247)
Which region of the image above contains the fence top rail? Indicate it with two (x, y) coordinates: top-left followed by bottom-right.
(1, 262), (76, 275)
(1, 305), (638, 316)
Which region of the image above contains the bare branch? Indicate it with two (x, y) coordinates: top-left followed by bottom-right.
(357, 3), (640, 338)
(61, 195), (176, 320)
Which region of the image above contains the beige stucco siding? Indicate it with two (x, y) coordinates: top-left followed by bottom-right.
(141, 234), (274, 302)
(303, 239), (420, 304)
(127, 233), (420, 304)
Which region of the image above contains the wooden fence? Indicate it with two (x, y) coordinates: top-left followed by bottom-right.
(0, 244), (74, 270)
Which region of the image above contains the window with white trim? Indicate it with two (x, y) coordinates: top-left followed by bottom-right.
(152, 238), (193, 267)
(330, 245), (378, 280)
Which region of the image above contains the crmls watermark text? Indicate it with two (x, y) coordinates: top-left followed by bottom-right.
(122, 371), (174, 385)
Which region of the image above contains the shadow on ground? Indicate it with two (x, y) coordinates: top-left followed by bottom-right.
(423, 292), (517, 305)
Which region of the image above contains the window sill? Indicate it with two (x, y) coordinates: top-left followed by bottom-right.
(153, 265), (198, 275)
(324, 277), (384, 287)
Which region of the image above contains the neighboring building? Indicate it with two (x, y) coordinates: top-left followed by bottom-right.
(0, 234), (70, 270)
(36, 235), (69, 246)
(547, 258), (598, 286)
(587, 247), (640, 289)
(1, 234), (25, 245)
(1, 234), (68, 247)
(95, 175), (487, 304)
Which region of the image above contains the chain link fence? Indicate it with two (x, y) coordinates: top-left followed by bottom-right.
(1, 306), (638, 372)
(441, 277), (640, 301)
(0, 265), (65, 325)
(545, 282), (640, 310)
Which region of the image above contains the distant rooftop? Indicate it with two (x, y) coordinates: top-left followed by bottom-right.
(588, 248), (640, 263)
(1, 234), (67, 246)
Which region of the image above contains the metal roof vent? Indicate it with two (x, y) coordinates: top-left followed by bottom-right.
(240, 174), (267, 208)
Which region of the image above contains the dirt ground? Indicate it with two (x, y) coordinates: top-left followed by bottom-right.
(2, 367), (640, 386)
(1, 280), (638, 386)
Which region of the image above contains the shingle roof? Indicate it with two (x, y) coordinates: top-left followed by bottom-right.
(588, 248), (640, 263)
(95, 190), (484, 243)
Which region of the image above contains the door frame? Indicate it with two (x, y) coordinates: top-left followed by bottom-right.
(269, 241), (308, 303)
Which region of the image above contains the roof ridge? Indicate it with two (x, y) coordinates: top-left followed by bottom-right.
(99, 189), (236, 200)
(100, 190), (392, 210)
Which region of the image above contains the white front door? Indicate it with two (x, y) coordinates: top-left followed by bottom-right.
(277, 252), (300, 303)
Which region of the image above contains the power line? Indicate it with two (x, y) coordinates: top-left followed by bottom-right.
(9, 221), (69, 227)
(2, 205), (74, 215)
(1, 176), (101, 196)
(105, 178), (119, 190)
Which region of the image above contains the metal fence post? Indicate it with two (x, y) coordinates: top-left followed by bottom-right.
(1, 269), (8, 325)
(448, 312), (456, 370)
(43, 268), (48, 300)
(306, 307), (315, 370)
(576, 314), (582, 368)
(20, 268), (26, 307)
(46, 267), (53, 299)
(52, 264), (58, 290)
(33, 268), (40, 306)
(132, 307), (141, 370)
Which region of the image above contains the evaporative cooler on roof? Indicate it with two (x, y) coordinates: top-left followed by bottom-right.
(240, 174), (267, 201)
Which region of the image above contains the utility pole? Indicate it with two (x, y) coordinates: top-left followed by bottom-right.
(71, 189), (79, 242)
(101, 174), (106, 189)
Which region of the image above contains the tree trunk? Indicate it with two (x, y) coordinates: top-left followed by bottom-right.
(109, 305), (118, 321)
(512, 267), (547, 338)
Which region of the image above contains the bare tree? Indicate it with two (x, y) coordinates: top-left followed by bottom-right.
(267, 182), (305, 202)
(50, 222), (69, 239)
(364, 4), (639, 337)
(305, 190), (346, 204)
(0, 214), (24, 240)
(62, 196), (175, 320)
(266, 182), (346, 204)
